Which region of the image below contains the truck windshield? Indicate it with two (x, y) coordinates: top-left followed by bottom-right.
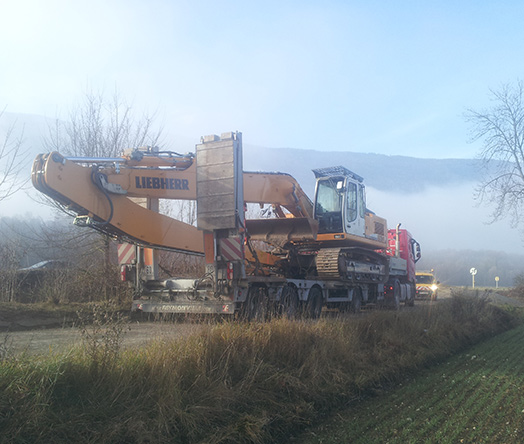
(416, 275), (434, 284)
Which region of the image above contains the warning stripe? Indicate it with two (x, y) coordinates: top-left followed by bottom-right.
(118, 243), (136, 264)
(219, 237), (244, 261)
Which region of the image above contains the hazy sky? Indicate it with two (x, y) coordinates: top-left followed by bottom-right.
(2, 0), (524, 158)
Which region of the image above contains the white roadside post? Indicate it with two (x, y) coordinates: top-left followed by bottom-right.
(470, 267), (477, 289)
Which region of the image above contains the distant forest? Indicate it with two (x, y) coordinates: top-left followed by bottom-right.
(417, 249), (524, 288)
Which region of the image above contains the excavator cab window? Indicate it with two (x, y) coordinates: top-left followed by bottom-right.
(359, 185), (366, 219)
(315, 177), (344, 234)
(346, 182), (358, 222)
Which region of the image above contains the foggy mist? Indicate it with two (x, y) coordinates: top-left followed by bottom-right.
(367, 183), (522, 255)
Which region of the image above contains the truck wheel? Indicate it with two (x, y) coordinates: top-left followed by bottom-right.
(279, 286), (299, 320)
(351, 287), (362, 313)
(244, 286), (269, 322)
(392, 280), (401, 310)
(304, 287), (323, 319)
(405, 283), (415, 307)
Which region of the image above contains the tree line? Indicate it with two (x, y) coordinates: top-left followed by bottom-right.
(417, 248), (524, 288)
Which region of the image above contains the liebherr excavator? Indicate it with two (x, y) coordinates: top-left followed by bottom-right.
(32, 132), (421, 318)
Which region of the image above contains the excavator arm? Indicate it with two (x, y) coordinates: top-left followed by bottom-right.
(243, 171), (313, 218)
(31, 148), (318, 254)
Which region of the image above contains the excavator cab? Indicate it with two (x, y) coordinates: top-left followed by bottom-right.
(313, 166), (367, 239)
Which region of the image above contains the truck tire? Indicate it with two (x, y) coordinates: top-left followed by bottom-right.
(304, 286), (323, 319)
(244, 286), (269, 322)
(392, 280), (401, 310)
(279, 285), (299, 320)
(405, 283), (415, 307)
(351, 287), (362, 313)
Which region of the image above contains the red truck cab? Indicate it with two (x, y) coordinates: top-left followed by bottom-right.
(386, 228), (421, 282)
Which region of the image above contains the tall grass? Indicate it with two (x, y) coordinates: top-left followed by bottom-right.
(0, 292), (520, 444)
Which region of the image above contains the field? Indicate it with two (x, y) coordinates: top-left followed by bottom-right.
(0, 291), (522, 443)
(302, 320), (524, 443)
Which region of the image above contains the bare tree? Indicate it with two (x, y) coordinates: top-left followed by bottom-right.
(44, 88), (163, 157)
(0, 108), (28, 201)
(41, 88), (163, 222)
(40, 89), (164, 286)
(0, 237), (25, 302)
(466, 81), (524, 227)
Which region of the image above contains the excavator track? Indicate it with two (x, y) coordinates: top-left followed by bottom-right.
(316, 248), (343, 278)
(316, 247), (389, 283)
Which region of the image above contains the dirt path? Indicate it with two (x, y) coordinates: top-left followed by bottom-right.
(4, 321), (207, 356)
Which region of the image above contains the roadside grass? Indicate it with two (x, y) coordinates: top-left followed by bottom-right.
(302, 317), (524, 444)
(0, 292), (520, 444)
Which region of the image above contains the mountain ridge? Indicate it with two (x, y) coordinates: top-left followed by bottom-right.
(1, 111), (483, 196)
(243, 143), (481, 195)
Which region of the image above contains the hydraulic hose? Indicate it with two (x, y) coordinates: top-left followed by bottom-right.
(90, 165), (114, 226)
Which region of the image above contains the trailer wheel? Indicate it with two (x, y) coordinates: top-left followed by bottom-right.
(351, 287), (362, 313)
(279, 285), (299, 320)
(304, 287), (323, 319)
(244, 286), (269, 322)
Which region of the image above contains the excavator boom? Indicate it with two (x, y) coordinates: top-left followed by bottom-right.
(32, 152), (205, 254)
(31, 148), (318, 253)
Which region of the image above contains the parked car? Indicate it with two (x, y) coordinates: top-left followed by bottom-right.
(18, 260), (71, 271)
(16, 260), (73, 296)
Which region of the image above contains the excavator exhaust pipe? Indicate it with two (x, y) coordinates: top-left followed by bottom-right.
(395, 223), (401, 257)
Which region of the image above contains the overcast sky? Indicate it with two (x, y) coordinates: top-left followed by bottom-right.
(2, 0), (524, 158)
